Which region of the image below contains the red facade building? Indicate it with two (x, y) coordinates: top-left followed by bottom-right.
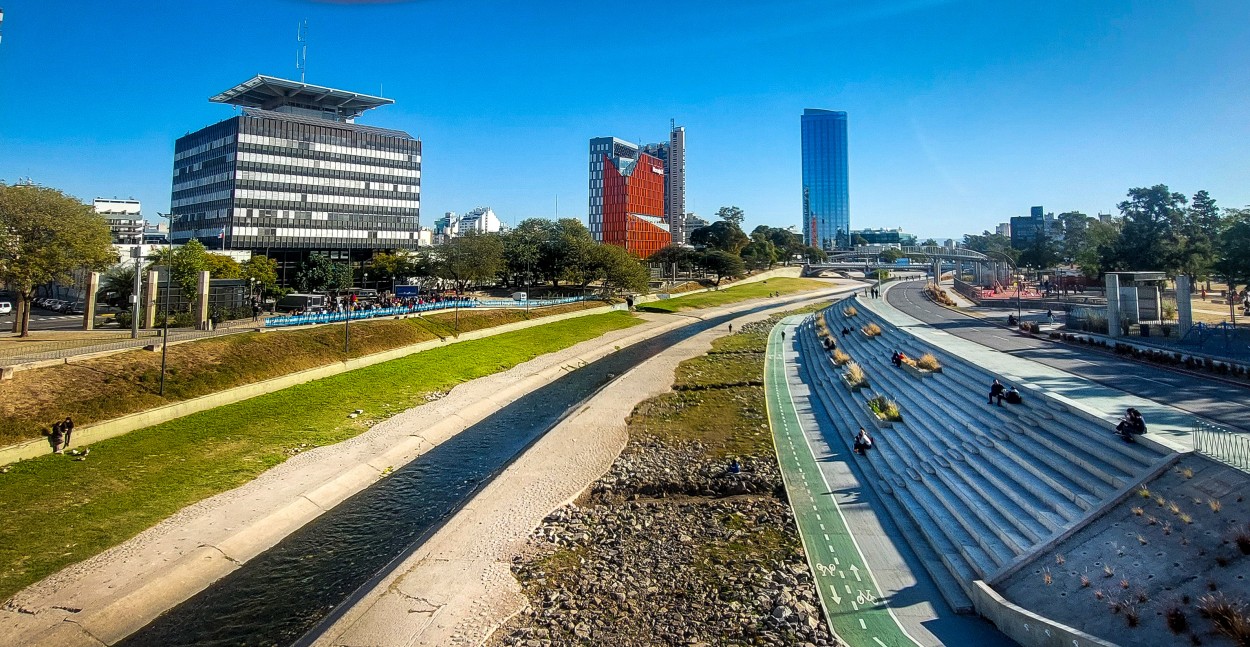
(600, 151), (670, 257)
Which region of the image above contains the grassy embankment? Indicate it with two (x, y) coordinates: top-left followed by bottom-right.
(637, 277), (828, 314)
(0, 300), (604, 446)
(0, 311), (640, 602)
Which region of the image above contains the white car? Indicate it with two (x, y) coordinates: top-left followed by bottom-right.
(0, 302), (11, 315)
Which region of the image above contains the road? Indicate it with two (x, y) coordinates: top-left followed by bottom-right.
(886, 280), (1249, 432)
(0, 308), (86, 331)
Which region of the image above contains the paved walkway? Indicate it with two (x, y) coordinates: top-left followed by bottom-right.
(766, 317), (1011, 647)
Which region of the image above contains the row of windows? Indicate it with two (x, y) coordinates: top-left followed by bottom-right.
(238, 134), (412, 163)
(238, 143), (419, 173)
(238, 160), (420, 186)
(235, 188), (417, 209)
(236, 174), (417, 194)
(241, 116), (419, 155)
(237, 152), (419, 180)
(236, 198), (417, 218)
(231, 225), (417, 240)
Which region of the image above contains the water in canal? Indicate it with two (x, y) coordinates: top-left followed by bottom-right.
(119, 308), (774, 647)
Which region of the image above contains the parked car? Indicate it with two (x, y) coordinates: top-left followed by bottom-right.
(0, 302), (11, 315)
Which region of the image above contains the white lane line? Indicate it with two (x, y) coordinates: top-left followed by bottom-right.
(819, 524), (825, 531)
(824, 534), (830, 541)
(859, 619), (867, 630)
(874, 638), (889, 647)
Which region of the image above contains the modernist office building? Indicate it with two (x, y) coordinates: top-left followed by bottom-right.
(170, 75), (421, 285)
(588, 137), (670, 257)
(800, 109), (850, 250)
(638, 123), (688, 243)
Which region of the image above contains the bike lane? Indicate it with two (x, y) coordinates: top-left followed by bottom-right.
(765, 316), (922, 647)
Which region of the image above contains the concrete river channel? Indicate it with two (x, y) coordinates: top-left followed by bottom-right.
(117, 303), (791, 647)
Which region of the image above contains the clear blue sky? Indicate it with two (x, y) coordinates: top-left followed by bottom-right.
(1, 0), (1247, 240)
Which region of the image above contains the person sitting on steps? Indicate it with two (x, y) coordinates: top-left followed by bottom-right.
(841, 327), (851, 337)
(988, 379), (1005, 406)
(1004, 385), (1023, 404)
(1007, 314), (1017, 327)
(1116, 408), (1147, 441)
(853, 427), (874, 455)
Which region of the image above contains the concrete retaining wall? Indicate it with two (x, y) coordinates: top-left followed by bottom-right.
(970, 580), (1119, 647)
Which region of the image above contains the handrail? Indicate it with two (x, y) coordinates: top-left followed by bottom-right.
(262, 296), (592, 328)
(1192, 418), (1250, 472)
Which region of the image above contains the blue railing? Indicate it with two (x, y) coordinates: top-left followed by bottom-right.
(262, 296), (592, 328)
(1192, 418), (1250, 472)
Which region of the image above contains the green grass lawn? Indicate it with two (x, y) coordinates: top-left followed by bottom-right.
(637, 277), (828, 313)
(0, 312), (640, 602)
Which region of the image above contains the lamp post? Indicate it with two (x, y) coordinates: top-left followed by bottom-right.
(129, 247), (144, 339)
(156, 213), (178, 396)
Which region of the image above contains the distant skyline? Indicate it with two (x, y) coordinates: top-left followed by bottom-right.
(1, 0), (1248, 240)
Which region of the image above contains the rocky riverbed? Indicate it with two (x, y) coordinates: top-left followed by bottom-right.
(491, 316), (838, 647)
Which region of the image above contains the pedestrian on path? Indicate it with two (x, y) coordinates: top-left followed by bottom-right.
(62, 416), (75, 448)
(782, 331), (786, 340)
(988, 379), (1005, 406)
(728, 323), (733, 333)
(853, 428), (874, 455)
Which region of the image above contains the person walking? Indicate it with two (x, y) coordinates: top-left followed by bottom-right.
(728, 323), (733, 333)
(252, 302), (261, 322)
(988, 379), (1005, 406)
(62, 416), (75, 448)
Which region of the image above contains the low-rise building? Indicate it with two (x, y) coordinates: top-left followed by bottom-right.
(94, 198), (145, 245)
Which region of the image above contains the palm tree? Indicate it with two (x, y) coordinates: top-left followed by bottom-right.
(99, 265), (137, 309)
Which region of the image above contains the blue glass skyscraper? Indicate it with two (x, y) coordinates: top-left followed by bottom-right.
(801, 109), (849, 250)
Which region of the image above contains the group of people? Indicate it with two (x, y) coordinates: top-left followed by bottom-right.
(987, 379), (1023, 406)
(863, 287), (881, 298)
(47, 416), (75, 453)
(1116, 408), (1148, 441)
(853, 427), (874, 455)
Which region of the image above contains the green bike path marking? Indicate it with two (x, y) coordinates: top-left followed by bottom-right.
(766, 316), (922, 647)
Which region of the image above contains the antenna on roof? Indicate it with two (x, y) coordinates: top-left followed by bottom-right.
(296, 20), (308, 83)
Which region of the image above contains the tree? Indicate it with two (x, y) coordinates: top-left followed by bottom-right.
(99, 264), (137, 309)
(1056, 212), (1091, 264)
(432, 231), (505, 292)
(592, 243), (650, 295)
(148, 239), (211, 301)
(751, 225), (805, 264)
(1114, 184), (1188, 272)
(1018, 233), (1061, 269)
(1213, 208), (1250, 303)
(1075, 218), (1121, 278)
(962, 231), (1020, 265)
(716, 206), (745, 227)
(852, 233), (868, 247)
(740, 239), (778, 270)
(504, 218), (556, 287)
(203, 252), (241, 279)
(369, 250), (425, 285)
(240, 255), (279, 297)
(879, 248), (904, 263)
(919, 238), (938, 247)
(549, 219), (597, 286)
(649, 244), (699, 272)
(295, 254), (353, 294)
(1178, 190), (1222, 285)
(690, 221), (749, 253)
(802, 246), (828, 263)
(701, 250), (745, 286)
(0, 184), (117, 335)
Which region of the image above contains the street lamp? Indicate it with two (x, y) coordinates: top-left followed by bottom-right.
(156, 212), (178, 397)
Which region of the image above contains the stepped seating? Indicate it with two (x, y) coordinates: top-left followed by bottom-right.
(796, 299), (1172, 609)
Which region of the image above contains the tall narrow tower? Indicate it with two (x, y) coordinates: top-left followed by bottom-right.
(667, 122), (687, 244)
(800, 109), (849, 250)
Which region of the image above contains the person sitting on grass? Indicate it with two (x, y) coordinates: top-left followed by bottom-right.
(853, 428), (874, 455)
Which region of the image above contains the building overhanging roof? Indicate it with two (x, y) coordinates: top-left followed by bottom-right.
(211, 75), (393, 119)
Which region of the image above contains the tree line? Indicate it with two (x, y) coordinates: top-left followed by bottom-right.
(962, 185), (1250, 291)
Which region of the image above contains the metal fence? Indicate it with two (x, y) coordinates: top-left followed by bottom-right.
(1192, 418), (1250, 472)
(262, 295), (593, 328)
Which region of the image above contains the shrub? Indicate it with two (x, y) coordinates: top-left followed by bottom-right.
(832, 349), (851, 366)
(1198, 593), (1250, 644)
(115, 311), (133, 329)
(1165, 606), (1189, 634)
(1029, 322), (1041, 334)
(866, 395), (901, 421)
(916, 353), (941, 371)
(843, 305), (858, 317)
(862, 323), (882, 337)
(845, 362), (866, 387)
